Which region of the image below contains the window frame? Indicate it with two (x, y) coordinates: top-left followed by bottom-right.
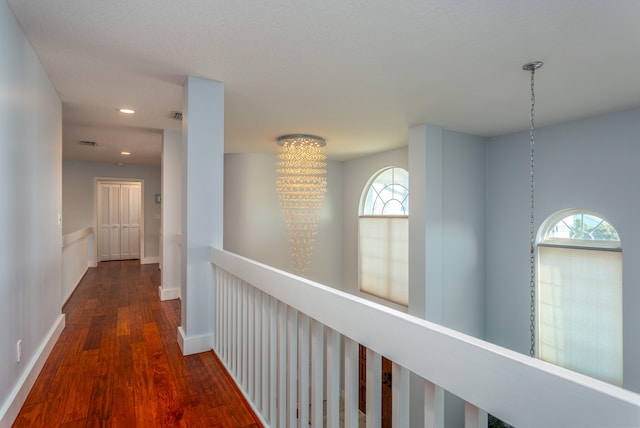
(536, 208), (623, 385)
(538, 208), (621, 251)
(358, 166), (409, 306)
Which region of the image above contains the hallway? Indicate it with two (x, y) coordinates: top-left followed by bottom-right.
(13, 261), (261, 427)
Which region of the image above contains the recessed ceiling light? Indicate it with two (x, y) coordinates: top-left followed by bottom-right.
(121, 151), (131, 155)
(119, 108), (135, 114)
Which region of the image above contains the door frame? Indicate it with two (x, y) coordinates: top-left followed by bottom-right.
(94, 177), (145, 263)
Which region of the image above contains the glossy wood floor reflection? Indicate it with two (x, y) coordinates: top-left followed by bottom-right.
(13, 261), (261, 428)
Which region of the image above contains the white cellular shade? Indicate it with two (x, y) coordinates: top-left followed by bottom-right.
(359, 217), (408, 305)
(538, 246), (623, 385)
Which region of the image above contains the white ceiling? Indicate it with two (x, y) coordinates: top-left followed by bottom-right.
(8, 0), (640, 165)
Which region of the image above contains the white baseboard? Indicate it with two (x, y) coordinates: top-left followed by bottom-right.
(177, 326), (213, 356)
(141, 256), (160, 265)
(0, 314), (65, 428)
(158, 286), (181, 301)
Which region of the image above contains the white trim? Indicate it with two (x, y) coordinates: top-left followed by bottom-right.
(141, 256), (159, 265)
(0, 314), (65, 428)
(177, 326), (213, 356)
(62, 226), (92, 248)
(158, 286), (181, 301)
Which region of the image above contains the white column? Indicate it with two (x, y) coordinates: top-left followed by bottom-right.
(408, 124), (444, 427)
(177, 76), (224, 355)
(160, 129), (182, 301)
(408, 123), (443, 322)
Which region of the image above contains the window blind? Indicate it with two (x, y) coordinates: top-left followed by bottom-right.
(358, 217), (408, 306)
(538, 246), (623, 385)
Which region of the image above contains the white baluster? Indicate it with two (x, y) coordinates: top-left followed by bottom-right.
(260, 291), (269, 416)
(343, 338), (359, 428)
(311, 320), (324, 428)
(464, 402), (488, 428)
(247, 285), (255, 400)
(424, 379), (444, 428)
(287, 308), (298, 428)
(224, 273), (230, 366)
(269, 296), (278, 424)
(298, 314), (310, 428)
(241, 280), (247, 388)
(214, 270), (220, 353)
(392, 363), (409, 428)
(231, 276), (237, 376)
(278, 301), (287, 425)
(326, 328), (341, 428)
(366, 348), (382, 428)
(253, 288), (262, 407)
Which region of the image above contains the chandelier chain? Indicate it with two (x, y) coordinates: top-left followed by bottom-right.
(528, 66), (537, 358)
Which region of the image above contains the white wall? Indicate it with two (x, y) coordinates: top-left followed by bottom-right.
(0, 1), (64, 423)
(224, 153), (343, 288)
(62, 160), (162, 261)
(486, 107), (640, 392)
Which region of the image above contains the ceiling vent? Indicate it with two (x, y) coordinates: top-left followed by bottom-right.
(79, 140), (97, 146)
(170, 111), (183, 121)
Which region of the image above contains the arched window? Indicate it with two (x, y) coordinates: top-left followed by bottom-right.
(358, 167), (408, 305)
(537, 209), (622, 385)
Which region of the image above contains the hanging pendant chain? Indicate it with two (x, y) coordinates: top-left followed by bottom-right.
(529, 68), (536, 358)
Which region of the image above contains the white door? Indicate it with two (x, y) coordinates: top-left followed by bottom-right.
(120, 184), (141, 259)
(98, 182), (141, 261)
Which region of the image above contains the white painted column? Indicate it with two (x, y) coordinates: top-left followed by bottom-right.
(178, 76), (224, 355)
(160, 129), (182, 301)
(408, 124), (444, 427)
(408, 123), (443, 322)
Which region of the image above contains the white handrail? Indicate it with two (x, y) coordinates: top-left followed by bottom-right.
(211, 247), (640, 427)
(62, 226), (92, 248)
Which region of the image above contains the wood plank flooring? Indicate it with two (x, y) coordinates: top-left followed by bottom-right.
(13, 260), (262, 428)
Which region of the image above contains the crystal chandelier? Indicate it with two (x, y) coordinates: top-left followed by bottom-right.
(276, 134), (327, 277)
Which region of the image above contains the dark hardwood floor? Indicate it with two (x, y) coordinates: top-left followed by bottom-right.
(13, 260), (262, 427)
